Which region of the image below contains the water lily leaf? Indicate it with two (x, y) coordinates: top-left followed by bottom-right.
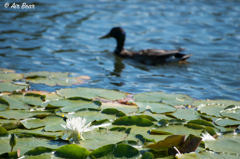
(76, 129), (136, 150)
(166, 108), (200, 121)
(101, 108), (126, 117)
(24, 72), (90, 86)
(47, 98), (101, 112)
(0, 151), (19, 159)
(196, 102), (227, 117)
(60, 110), (117, 124)
(25, 91), (64, 101)
(134, 92), (193, 106)
(9, 128), (62, 139)
(0, 109), (53, 120)
(0, 126), (8, 136)
(135, 102), (176, 113)
(214, 118), (240, 127)
(21, 154), (62, 159)
(220, 106), (240, 120)
(204, 134), (240, 154)
(0, 73), (23, 82)
(1, 121), (23, 130)
(150, 124), (204, 137)
(193, 100), (240, 108)
(142, 152), (154, 159)
(21, 115), (65, 131)
(113, 144), (140, 158)
(146, 135), (185, 151)
(0, 68), (16, 74)
(187, 120), (215, 128)
(0, 98), (9, 111)
(0, 82), (29, 93)
(0, 136), (63, 156)
(56, 87), (127, 100)
(175, 150), (239, 159)
(55, 144), (90, 159)
(112, 116), (154, 127)
(89, 144), (116, 158)
(101, 103), (138, 115)
(25, 147), (53, 156)
(1, 95), (28, 110)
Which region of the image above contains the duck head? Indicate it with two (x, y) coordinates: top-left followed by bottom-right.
(100, 27), (126, 52)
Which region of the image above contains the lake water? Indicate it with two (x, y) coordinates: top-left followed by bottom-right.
(1, 0), (240, 101)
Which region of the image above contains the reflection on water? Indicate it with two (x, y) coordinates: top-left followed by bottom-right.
(0, 0), (240, 100)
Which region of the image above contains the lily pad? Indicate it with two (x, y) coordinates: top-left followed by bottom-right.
(9, 93), (46, 107)
(196, 103), (227, 117)
(134, 92), (193, 106)
(220, 106), (240, 120)
(1, 95), (28, 110)
(214, 118), (240, 127)
(25, 147), (53, 156)
(24, 71), (90, 86)
(112, 116), (154, 127)
(166, 108), (200, 121)
(47, 98), (101, 112)
(55, 144), (90, 159)
(204, 134), (240, 154)
(135, 102), (176, 113)
(193, 100), (240, 107)
(0, 126), (8, 136)
(57, 87), (127, 100)
(0, 82), (29, 93)
(101, 103), (138, 115)
(0, 98), (9, 111)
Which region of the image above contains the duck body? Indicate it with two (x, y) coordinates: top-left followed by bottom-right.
(100, 27), (192, 65)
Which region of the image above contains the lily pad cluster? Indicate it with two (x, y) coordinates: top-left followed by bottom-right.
(0, 69), (240, 158)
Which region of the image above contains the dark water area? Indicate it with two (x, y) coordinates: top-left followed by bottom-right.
(0, 0), (240, 101)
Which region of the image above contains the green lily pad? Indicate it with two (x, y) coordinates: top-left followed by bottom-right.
(135, 102), (176, 113)
(76, 129), (137, 150)
(25, 147), (53, 156)
(9, 128), (62, 139)
(89, 144), (116, 158)
(1, 121), (23, 130)
(204, 134), (240, 154)
(134, 92), (193, 106)
(0, 136), (63, 156)
(0, 73), (23, 82)
(10, 93), (46, 107)
(0, 82), (29, 93)
(47, 98), (101, 112)
(0, 98), (9, 111)
(142, 152), (154, 159)
(220, 106), (240, 120)
(0, 126), (8, 136)
(166, 108), (200, 121)
(55, 144), (90, 159)
(214, 118), (240, 127)
(0, 109), (53, 120)
(112, 116), (154, 127)
(21, 115), (65, 131)
(1, 95), (28, 110)
(187, 120), (215, 128)
(56, 87), (127, 100)
(101, 103), (138, 115)
(193, 100), (240, 107)
(196, 103), (227, 117)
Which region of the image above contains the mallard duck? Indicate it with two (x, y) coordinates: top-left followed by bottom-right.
(100, 27), (192, 65)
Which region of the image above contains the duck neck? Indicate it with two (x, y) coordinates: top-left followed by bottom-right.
(114, 38), (125, 55)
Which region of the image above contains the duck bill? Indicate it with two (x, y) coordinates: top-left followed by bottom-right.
(99, 33), (111, 39)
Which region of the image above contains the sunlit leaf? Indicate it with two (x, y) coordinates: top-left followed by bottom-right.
(25, 147), (53, 156)
(0, 73), (23, 82)
(0, 126), (8, 136)
(166, 108), (200, 121)
(220, 106), (240, 120)
(55, 144), (90, 159)
(135, 102), (176, 113)
(112, 116), (154, 127)
(57, 87), (127, 100)
(214, 118), (240, 127)
(0, 82), (29, 93)
(1, 95), (28, 110)
(0, 98), (9, 111)
(134, 92), (193, 106)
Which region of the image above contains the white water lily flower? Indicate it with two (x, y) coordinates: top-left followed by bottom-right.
(61, 117), (92, 141)
(200, 132), (215, 141)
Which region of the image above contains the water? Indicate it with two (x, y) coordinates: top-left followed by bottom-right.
(1, 0), (240, 101)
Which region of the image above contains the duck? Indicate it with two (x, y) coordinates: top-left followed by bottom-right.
(99, 27), (192, 65)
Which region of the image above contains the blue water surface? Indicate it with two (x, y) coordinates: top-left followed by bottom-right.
(0, 0), (240, 100)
